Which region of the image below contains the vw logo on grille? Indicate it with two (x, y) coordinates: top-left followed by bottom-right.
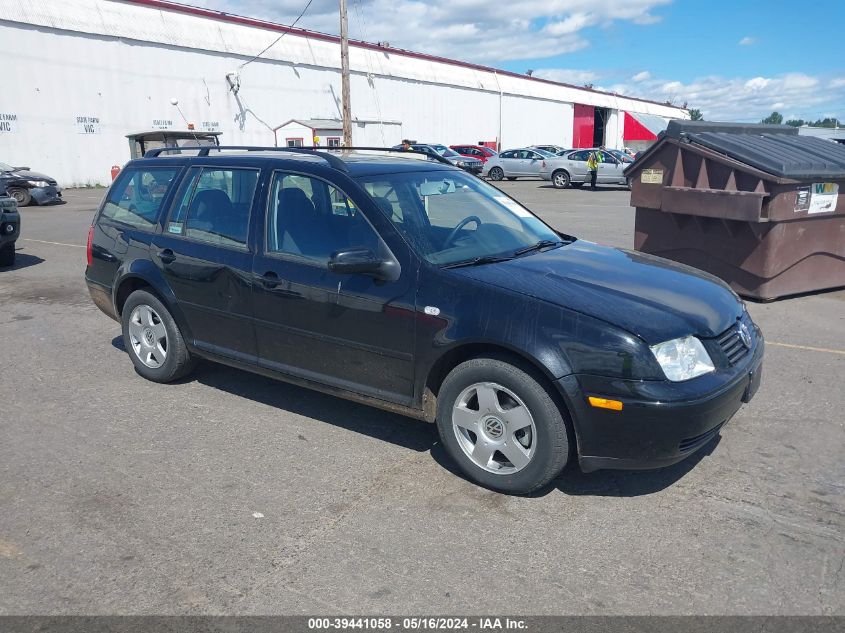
(484, 417), (504, 439)
(738, 323), (752, 348)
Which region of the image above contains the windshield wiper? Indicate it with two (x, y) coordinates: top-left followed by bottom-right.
(442, 254), (514, 269)
(512, 239), (566, 257)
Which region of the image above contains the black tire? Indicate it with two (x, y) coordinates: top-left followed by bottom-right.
(626, 177), (633, 190)
(121, 289), (195, 383)
(436, 357), (570, 494)
(9, 188), (31, 207)
(551, 170), (571, 189)
(0, 242), (14, 267)
(489, 167), (504, 181)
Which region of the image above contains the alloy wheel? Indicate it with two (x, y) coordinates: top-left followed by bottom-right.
(128, 304), (169, 369)
(451, 381), (537, 474)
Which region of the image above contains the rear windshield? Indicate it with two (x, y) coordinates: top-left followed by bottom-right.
(100, 166), (180, 230)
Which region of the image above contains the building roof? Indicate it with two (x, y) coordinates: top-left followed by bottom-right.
(127, 0), (687, 114)
(275, 118), (401, 131)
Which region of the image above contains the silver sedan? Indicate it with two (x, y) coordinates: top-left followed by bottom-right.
(482, 148), (556, 181)
(538, 149), (630, 189)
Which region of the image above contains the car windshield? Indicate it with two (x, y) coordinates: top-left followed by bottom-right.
(430, 145), (461, 158)
(356, 169), (564, 266)
(0, 161), (14, 171)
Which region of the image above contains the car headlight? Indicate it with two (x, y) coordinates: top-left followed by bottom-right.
(650, 335), (714, 381)
(28, 180), (50, 187)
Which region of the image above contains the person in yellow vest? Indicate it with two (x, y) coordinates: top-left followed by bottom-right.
(587, 149), (602, 190)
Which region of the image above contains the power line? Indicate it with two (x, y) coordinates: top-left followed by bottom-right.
(239, 0), (316, 69)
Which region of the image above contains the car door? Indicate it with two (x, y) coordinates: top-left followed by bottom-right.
(497, 150), (519, 176)
(597, 151), (624, 183)
(152, 164), (262, 362)
(524, 151), (545, 177)
(251, 170), (417, 404)
(564, 150), (590, 180)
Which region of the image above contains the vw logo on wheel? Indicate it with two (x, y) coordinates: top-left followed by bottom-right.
(484, 417), (504, 439)
(738, 322), (752, 348)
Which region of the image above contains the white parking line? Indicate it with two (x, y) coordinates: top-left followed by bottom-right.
(22, 238), (85, 249)
(768, 341), (845, 356)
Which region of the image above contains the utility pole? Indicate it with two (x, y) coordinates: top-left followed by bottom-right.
(340, 0), (352, 147)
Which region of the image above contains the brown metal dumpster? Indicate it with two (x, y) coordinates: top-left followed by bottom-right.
(625, 120), (845, 300)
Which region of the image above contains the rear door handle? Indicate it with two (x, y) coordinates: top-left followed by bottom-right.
(258, 271), (282, 288)
(157, 249), (176, 264)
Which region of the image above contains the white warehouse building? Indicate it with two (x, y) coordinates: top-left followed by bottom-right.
(0, 0), (688, 187)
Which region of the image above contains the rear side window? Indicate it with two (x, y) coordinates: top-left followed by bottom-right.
(167, 167), (259, 248)
(100, 167), (179, 230)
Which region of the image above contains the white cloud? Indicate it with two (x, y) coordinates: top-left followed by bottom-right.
(194, 0), (672, 62)
(830, 78), (845, 89)
(738, 36), (755, 45)
(631, 71), (651, 82)
(533, 68), (600, 85)
(605, 72), (844, 121)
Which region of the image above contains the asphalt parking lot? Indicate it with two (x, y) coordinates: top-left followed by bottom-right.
(1, 182), (843, 615)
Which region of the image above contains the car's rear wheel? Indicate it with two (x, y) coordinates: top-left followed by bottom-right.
(552, 170), (571, 189)
(121, 289), (195, 383)
(436, 357), (570, 494)
(489, 167), (504, 181)
(0, 242), (15, 267)
(8, 188), (31, 207)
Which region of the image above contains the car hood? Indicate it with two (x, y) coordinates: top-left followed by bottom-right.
(10, 169), (56, 183)
(447, 155), (481, 164)
(454, 241), (742, 343)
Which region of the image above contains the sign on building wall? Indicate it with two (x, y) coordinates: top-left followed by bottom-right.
(76, 116), (101, 134)
(201, 121), (220, 132)
(0, 113), (19, 133)
(152, 119), (173, 130)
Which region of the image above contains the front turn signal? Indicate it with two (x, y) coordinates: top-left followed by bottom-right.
(588, 396), (623, 411)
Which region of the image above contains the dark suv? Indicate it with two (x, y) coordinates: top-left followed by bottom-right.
(85, 147), (764, 494)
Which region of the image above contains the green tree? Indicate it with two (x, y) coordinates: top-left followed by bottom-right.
(785, 119), (805, 127)
(688, 108), (704, 121)
(761, 111), (783, 125)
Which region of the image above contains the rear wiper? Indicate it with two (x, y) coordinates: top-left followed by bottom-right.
(442, 254), (514, 269)
(512, 239), (566, 257)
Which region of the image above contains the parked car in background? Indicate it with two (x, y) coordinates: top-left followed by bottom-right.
(0, 161), (62, 206)
(482, 148), (556, 181)
(539, 149), (630, 189)
(450, 144), (498, 164)
(607, 149), (636, 165)
(392, 143), (483, 174)
(0, 190), (20, 266)
(531, 145), (568, 155)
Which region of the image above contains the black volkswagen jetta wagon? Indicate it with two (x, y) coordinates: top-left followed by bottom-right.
(85, 147), (764, 494)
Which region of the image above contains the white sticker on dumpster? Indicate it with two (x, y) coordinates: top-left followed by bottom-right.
(795, 183), (838, 214)
(641, 169), (663, 184)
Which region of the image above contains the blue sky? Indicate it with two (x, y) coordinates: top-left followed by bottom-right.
(195, 0), (845, 121)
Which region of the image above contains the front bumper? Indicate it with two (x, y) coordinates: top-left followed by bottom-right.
(0, 204), (20, 244)
(558, 335), (764, 472)
(30, 185), (63, 205)
(459, 164), (483, 175)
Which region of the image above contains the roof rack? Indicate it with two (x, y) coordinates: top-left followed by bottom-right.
(142, 145), (454, 170)
(143, 145), (349, 171)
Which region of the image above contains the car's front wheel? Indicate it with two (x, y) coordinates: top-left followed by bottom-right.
(552, 170), (571, 189)
(436, 357), (570, 494)
(121, 289), (195, 383)
(488, 167), (504, 181)
(8, 188), (31, 207)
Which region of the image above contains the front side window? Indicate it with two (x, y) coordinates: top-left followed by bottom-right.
(356, 170), (561, 266)
(167, 167), (259, 247)
(100, 167), (180, 230)
(499, 151), (515, 159)
(267, 172), (380, 263)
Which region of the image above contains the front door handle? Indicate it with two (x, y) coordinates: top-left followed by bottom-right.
(157, 249), (176, 264)
(258, 271), (282, 288)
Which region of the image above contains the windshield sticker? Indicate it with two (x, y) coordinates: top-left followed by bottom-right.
(167, 222), (183, 234)
(494, 196), (532, 217)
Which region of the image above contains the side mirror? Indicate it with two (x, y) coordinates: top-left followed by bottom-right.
(328, 248), (386, 277)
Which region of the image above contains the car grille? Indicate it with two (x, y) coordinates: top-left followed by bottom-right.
(679, 421), (725, 453)
(716, 320), (751, 366)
